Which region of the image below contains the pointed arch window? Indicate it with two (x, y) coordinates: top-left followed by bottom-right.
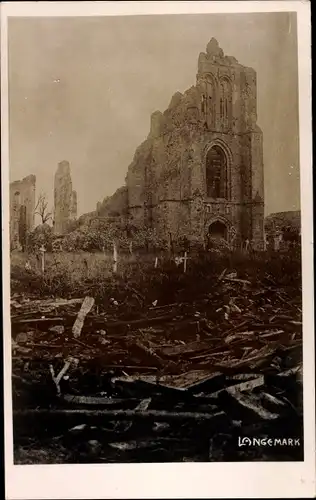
(13, 191), (21, 213)
(220, 78), (232, 128)
(204, 75), (216, 128)
(206, 146), (228, 199)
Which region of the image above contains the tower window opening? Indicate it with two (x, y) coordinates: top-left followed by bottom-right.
(206, 146), (228, 199)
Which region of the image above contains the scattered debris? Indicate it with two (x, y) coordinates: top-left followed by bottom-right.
(49, 325), (65, 335)
(11, 264), (303, 463)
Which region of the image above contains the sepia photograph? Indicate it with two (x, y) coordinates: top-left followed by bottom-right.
(2, 1), (314, 499)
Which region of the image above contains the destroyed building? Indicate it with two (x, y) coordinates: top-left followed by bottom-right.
(53, 161), (77, 235)
(10, 175), (36, 249)
(265, 210), (301, 250)
(104, 38), (264, 249)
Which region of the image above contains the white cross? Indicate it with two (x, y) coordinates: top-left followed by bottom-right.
(183, 251), (189, 273)
(39, 245), (46, 274)
(175, 253), (189, 272)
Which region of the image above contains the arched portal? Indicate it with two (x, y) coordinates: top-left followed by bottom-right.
(206, 146), (227, 199)
(209, 220), (228, 240)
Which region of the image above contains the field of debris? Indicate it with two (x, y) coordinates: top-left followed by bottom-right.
(10, 248), (303, 463)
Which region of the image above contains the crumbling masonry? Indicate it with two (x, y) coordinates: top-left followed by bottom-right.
(108, 38), (264, 249)
(10, 175), (36, 250)
(53, 161), (77, 235)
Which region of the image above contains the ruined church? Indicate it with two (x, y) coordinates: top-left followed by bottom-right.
(107, 38), (264, 249)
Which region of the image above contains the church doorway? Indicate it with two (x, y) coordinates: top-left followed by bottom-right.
(208, 220), (228, 240)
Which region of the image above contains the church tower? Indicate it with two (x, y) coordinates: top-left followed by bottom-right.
(125, 38), (264, 250)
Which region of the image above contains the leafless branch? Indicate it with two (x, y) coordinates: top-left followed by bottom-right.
(34, 192), (53, 224)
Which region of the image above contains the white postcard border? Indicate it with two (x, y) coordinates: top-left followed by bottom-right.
(1, 2), (314, 499)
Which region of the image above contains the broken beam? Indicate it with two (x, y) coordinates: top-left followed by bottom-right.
(14, 408), (226, 422)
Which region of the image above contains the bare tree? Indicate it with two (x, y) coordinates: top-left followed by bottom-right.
(34, 192), (53, 224)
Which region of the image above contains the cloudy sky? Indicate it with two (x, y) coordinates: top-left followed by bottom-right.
(8, 12), (299, 216)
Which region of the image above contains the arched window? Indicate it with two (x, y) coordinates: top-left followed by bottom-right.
(219, 78), (232, 128)
(204, 75), (216, 127)
(206, 146), (227, 199)
(13, 191), (20, 212)
(220, 82), (224, 121)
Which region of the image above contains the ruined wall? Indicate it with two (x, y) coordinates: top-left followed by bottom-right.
(70, 191), (77, 220)
(10, 174), (36, 249)
(265, 211), (300, 250)
(122, 38), (264, 248)
(97, 186), (128, 217)
(54, 161), (75, 235)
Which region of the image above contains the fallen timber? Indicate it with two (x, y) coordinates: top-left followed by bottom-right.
(14, 408), (226, 422)
(11, 268), (303, 463)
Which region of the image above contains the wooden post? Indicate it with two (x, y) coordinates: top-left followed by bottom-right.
(183, 252), (188, 273)
(113, 241), (118, 273)
(39, 245), (46, 274)
(168, 232), (174, 257)
(129, 241), (133, 255)
(263, 234), (267, 251)
(154, 256), (158, 269)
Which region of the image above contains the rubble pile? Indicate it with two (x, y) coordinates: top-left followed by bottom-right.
(11, 266), (303, 463)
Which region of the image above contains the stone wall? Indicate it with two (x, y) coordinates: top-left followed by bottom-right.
(70, 190), (77, 220)
(97, 186), (128, 217)
(53, 161), (76, 235)
(10, 174), (36, 249)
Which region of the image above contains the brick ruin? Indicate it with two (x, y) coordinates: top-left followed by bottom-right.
(53, 161), (77, 235)
(105, 38), (265, 249)
(10, 175), (36, 250)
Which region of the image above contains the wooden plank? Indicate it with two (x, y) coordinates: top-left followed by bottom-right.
(224, 391), (280, 420)
(226, 376), (265, 395)
(13, 408), (226, 422)
(131, 340), (165, 368)
(112, 371), (222, 392)
(61, 394), (140, 406)
(12, 317), (64, 325)
(108, 437), (194, 451)
(72, 297), (95, 338)
(160, 341), (210, 358)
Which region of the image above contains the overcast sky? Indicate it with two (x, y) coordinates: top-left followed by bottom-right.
(8, 12), (299, 216)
